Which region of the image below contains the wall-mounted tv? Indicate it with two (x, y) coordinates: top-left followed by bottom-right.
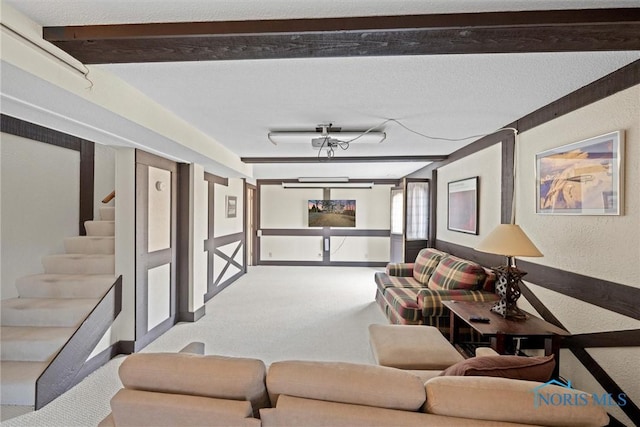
(308, 200), (356, 227)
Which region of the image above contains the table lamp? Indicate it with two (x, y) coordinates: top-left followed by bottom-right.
(475, 224), (543, 319)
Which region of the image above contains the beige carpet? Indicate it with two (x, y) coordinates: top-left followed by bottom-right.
(1, 266), (387, 426)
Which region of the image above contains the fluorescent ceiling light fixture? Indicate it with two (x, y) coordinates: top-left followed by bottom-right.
(268, 131), (386, 145)
(298, 177), (349, 182)
(282, 182), (373, 189)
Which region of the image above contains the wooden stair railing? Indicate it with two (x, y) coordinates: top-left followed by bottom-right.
(35, 276), (123, 409)
(102, 190), (115, 204)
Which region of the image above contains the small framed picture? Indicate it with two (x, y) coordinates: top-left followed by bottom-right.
(447, 177), (479, 235)
(536, 131), (624, 215)
(226, 196), (237, 218)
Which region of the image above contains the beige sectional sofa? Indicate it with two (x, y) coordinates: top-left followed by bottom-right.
(100, 343), (610, 426)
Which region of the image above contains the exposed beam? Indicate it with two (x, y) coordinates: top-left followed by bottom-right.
(43, 9), (640, 64)
(242, 155), (443, 164)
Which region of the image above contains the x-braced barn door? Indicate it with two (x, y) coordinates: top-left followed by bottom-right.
(135, 150), (178, 350)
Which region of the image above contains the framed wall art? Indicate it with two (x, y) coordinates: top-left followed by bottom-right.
(536, 131), (624, 215)
(447, 177), (479, 234)
(226, 195), (237, 218)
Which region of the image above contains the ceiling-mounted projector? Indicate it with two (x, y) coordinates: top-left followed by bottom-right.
(311, 137), (343, 149)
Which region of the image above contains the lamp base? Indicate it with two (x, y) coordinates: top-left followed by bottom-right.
(490, 265), (528, 320)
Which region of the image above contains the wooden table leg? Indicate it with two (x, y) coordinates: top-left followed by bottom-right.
(545, 335), (561, 379)
(449, 310), (459, 345)
(492, 332), (506, 354)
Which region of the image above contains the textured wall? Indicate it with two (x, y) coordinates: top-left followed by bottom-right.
(1, 133), (79, 299)
(516, 85), (640, 426)
(436, 143), (502, 245)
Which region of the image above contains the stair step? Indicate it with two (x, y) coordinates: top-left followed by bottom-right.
(42, 254), (114, 275)
(0, 361), (48, 405)
(64, 236), (114, 254)
(1, 298), (99, 327)
(85, 220), (114, 236)
(99, 206), (115, 221)
(15, 274), (116, 299)
(1, 326), (74, 362)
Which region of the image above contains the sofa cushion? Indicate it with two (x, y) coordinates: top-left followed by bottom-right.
(382, 288), (423, 324)
(266, 360), (426, 411)
(374, 272), (424, 295)
(427, 255), (487, 291)
(119, 353), (270, 416)
(412, 248), (447, 285)
(369, 324), (464, 370)
(425, 376), (609, 427)
(110, 389), (258, 427)
(440, 354), (555, 382)
(261, 395), (528, 427)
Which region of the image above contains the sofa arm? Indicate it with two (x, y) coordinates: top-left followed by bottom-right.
(417, 289), (500, 317)
(425, 376), (609, 427)
(386, 263), (415, 277)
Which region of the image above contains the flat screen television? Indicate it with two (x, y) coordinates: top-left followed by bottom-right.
(308, 199), (356, 227)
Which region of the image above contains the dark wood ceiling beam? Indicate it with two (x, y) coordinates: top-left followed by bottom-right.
(43, 9), (640, 64)
(241, 155), (444, 164)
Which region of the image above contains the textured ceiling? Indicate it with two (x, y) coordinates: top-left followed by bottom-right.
(4, 1), (640, 179)
(7, 0), (640, 25)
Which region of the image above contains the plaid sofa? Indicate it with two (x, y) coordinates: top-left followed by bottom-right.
(374, 248), (499, 335)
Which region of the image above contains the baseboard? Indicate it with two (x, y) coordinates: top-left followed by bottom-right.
(178, 305), (206, 322)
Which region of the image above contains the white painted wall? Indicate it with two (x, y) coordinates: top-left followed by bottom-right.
(1, 133), (79, 299)
(259, 184), (392, 262)
(515, 85), (640, 426)
(214, 178), (244, 237)
(436, 143), (502, 246)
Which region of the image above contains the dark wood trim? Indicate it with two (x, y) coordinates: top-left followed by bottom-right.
(258, 260), (387, 267)
(204, 270), (244, 302)
(259, 228), (390, 237)
(178, 305), (206, 323)
(35, 276), (122, 409)
(211, 231), (245, 247)
(571, 347), (640, 424)
(204, 172), (228, 186)
(514, 59), (640, 134)
(564, 330), (640, 349)
(434, 239), (504, 269)
(176, 163), (191, 322)
(136, 149), (178, 171)
(1, 114), (95, 236)
(134, 316), (176, 352)
(428, 170), (438, 247)
(213, 242), (244, 286)
(258, 178), (400, 186)
(518, 260), (640, 322)
(501, 136), (515, 224)
(242, 156), (445, 164)
(78, 140), (95, 235)
(116, 340), (135, 355)
(1, 114), (81, 151)
(44, 9), (640, 64)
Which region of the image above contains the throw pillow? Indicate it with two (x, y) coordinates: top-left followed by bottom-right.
(427, 255), (487, 291)
(412, 248), (447, 285)
(440, 355), (555, 383)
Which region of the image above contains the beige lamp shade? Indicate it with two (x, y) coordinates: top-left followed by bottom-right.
(475, 224), (543, 257)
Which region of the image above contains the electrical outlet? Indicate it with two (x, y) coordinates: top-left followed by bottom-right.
(268, 252), (272, 258)
(318, 253), (322, 257)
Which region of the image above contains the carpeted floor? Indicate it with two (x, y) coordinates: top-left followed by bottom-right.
(1, 266), (387, 426)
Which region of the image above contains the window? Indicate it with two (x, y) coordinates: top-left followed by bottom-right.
(406, 181), (429, 240)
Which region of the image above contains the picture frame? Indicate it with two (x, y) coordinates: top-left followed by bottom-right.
(447, 177), (479, 235)
(536, 131), (624, 215)
(226, 195), (237, 218)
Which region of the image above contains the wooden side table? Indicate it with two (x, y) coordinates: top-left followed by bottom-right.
(442, 301), (570, 379)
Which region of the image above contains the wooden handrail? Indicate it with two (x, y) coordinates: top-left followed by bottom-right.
(102, 190), (115, 203)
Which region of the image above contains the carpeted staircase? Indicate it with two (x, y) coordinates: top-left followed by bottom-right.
(0, 206), (116, 407)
